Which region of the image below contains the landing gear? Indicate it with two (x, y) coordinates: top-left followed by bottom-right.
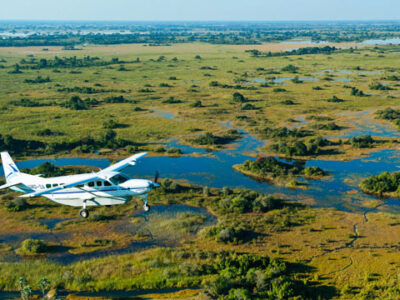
(143, 196), (150, 212)
(80, 200), (89, 218)
(80, 208), (89, 218)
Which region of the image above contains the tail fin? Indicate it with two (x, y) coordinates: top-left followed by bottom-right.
(1, 152), (20, 182)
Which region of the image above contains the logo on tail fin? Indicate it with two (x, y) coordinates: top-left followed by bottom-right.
(6, 163), (19, 178)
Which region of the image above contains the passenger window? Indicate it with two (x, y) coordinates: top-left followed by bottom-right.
(88, 182), (95, 187)
(52, 184), (58, 187)
(104, 181), (111, 186)
(77, 184), (84, 188)
(96, 181), (103, 187)
(46, 184), (51, 188)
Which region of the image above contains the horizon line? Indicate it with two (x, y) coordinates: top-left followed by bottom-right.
(1, 19), (400, 23)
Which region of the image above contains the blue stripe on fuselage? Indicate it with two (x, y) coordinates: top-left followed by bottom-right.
(43, 187), (148, 195)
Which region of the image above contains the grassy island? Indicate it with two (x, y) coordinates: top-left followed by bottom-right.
(233, 156), (328, 188)
(360, 171), (400, 198)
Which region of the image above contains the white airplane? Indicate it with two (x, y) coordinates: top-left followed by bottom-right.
(0, 152), (159, 218)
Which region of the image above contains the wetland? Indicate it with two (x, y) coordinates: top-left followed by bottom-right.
(2, 21), (400, 298)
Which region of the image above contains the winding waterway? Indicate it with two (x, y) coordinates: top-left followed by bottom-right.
(2, 117), (400, 214)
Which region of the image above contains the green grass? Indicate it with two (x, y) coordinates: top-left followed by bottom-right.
(1, 43), (400, 159)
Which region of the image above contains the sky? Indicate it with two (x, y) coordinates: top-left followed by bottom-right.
(0, 0), (399, 21)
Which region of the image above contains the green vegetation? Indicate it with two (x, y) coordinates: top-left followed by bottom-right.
(234, 156), (327, 187)
(258, 127), (313, 139)
(190, 130), (241, 147)
(202, 251), (309, 299)
(272, 138), (330, 157)
(3, 26), (400, 298)
(24, 75), (51, 84)
(350, 86), (365, 96)
(281, 64), (299, 73)
(377, 107), (400, 127)
(16, 239), (50, 255)
(360, 171), (400, 197)
(326, 95), (344, 103)
(369, 82), (393, 91)
(22, 162), (94, 177)
(248, 46), (338, 57)
(312, 122), (341, 130)
(281, 99), (295, 105)
(347, 135), (375, 148)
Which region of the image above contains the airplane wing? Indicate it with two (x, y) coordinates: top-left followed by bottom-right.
(20, 174), (101, 198)
(19, 152), (148, 198)
(100, 152), (148, 173)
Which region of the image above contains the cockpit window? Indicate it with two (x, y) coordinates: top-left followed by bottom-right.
(109, 174), (129, 185)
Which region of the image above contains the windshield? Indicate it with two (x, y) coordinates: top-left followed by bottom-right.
(109, 174), (129, 185)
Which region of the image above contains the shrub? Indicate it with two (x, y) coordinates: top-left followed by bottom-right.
(351, 87), (365, 96)
(166, 147), (182, 154)
(64, 95), (87, 110)
(281, 64), (299, 73)
(103, 119), (118, 129)
(232, 92), (247, 103)
(280, 99), (295, 105)
(24, 76), (51, 84)
(190, 100), (203, 107)
(303, 166), (327, 177)
(291, 76), (303, 83)
(348, 135), (375, 148)
(7, 198), (28, 212)
(241, 103), (257, 110)
(369, 82), (392, 90)
(376, 107), (400, 120)
(190, 131), (240, 146)
(312, 122), (340, 130)
(160, 179), (181, 193)
(104, 95), (127, 103)
(162, 96), (182, 104)
(326, 95), (344, 103)
(17, 239), (49, 255)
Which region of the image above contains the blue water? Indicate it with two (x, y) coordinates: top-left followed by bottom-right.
(2, 126), (400, 213)
(363, 38), (400, 45)
(0, 204), (216, 264)
(151, 109), (179, 121)
(252, 77), (318, 84)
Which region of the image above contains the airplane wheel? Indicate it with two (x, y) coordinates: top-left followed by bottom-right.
(80, 209), (89, 218)
(143, 204), (150, 212)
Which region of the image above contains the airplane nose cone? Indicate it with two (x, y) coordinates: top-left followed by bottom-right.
(149, 181), (160, 188)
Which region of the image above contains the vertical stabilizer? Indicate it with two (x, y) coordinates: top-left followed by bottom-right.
(1, 152), (20, 182)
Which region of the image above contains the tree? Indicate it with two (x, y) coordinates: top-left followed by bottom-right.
(65, 95), (87, 110)
(17, 277), (31, 300)
(233, 92), (246, 103)
(104, 129), (117, 142)
(38, 278), (51, 298)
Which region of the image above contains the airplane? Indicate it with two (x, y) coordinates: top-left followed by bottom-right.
(0, 151), (159, 218)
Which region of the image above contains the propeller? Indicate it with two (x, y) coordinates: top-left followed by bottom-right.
(154, 170), (159, 184)
(149, 171), (160, 189)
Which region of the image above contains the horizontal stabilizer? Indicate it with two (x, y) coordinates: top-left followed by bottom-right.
(0, 181), (22, 190)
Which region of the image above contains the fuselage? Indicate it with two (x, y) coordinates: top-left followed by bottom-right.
(9, 172), (154, 207)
